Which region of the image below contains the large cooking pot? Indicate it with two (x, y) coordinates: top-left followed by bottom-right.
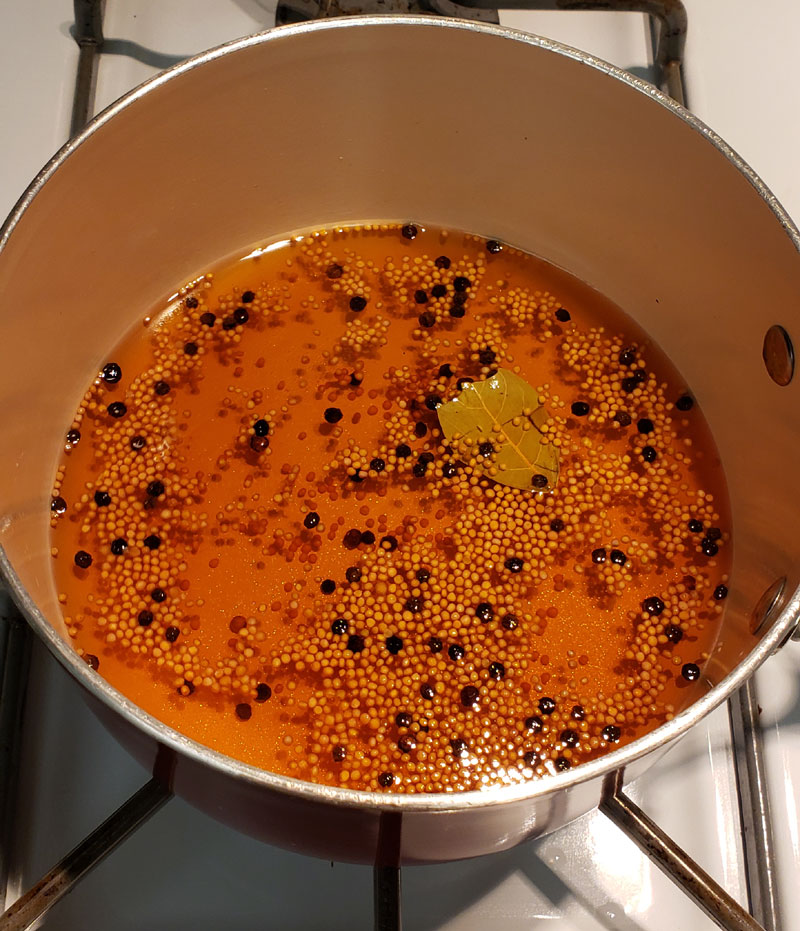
(1, 16), (798, 866)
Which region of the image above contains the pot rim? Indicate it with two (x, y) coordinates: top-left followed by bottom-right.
(2, 14), (799, 813)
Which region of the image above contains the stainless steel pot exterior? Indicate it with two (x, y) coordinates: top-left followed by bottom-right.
(1, 17), (799, 864)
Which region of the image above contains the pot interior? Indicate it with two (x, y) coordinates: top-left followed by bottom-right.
(1, 17), (799, 772)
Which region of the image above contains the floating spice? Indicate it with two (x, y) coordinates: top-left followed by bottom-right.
(49, 221), (731, 795)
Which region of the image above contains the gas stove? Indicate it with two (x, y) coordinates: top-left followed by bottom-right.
(1, 3), (799, 929)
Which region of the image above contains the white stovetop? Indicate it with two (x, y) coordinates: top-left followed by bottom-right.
(1, 2), (799, 929)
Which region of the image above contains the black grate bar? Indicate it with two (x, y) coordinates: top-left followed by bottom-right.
(729, 679), (782, 931)
(0, 613), (32, 913)
(70, 0), (105, 138)
(600, 769), (766, 931)
(0, 777), (171, 931)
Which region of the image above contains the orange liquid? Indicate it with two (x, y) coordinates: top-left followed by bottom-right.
(50, 224), (730, 793)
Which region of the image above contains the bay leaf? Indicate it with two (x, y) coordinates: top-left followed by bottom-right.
(437, 368), (559, 491)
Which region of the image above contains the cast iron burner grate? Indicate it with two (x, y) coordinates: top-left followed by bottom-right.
(0, 2), (781, 929)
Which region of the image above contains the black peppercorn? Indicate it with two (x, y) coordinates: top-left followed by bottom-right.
(331, 618), (348, 635)
(401, 224), (418, 240)
(255, 683), (272, 702)
(643, 596), (665, 615)
(304, 511), (320, 529)
(428, 636), (442, 653)
(475, 602), (494, 623)
(324, 407), (343, 423)
(560, 729), (579, 747)
(538, 697), (556, 715)
(555, 307), (571, 322)
(74, 550), (92, 569)
(602, 725), (621, 743)
(94, 490), (111, 507)
(676, 395), (694, 410)
(347, 634), (365, 653)
(460, 685), (480, 707)
(665, 624), (683, 643)
(592, 548), (607, 564)
(102, 362), (122, 384)
(681, 663), (701, 682)
(349, 296), (367, 312)
(385, 635), (403, 655)
(571, 401), (590, 416)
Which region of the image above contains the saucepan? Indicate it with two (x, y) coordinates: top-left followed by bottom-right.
(0, 16), (798, 866)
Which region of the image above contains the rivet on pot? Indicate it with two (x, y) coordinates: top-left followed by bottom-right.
(762, 325), (794, 386)
(750, 577), (786, 635)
